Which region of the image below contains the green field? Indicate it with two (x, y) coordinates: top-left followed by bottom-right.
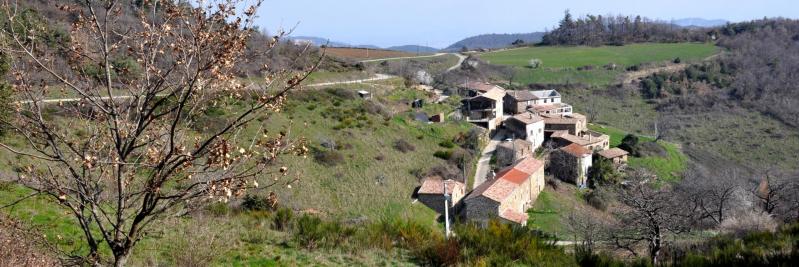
(481, 43), (719, 86)
(480, 43), (718, 68)
(588, 124), (687, 182)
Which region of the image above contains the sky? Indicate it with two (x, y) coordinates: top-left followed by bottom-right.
(255, 0), (799, 48)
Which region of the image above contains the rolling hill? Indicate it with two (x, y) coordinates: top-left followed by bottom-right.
(386, 45), (439, 53)
(443, 32), (545, 51)
(673, 17), (728, 28)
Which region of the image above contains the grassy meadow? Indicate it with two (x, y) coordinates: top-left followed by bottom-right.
(481, 43), (718, 68)
(480, 43), (719, 86)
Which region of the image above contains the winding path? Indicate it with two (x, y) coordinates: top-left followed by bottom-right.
(471, 131), (505, 189)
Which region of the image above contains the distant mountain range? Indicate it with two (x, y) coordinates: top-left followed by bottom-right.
(385, 45), (440, 53)
(673, 18), (729, 28)
(442, 32), (545, 51)
(292, 17), (727, 53)
(288, 36), (438, 53)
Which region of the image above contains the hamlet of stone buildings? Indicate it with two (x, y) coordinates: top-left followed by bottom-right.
(417, 81), (630, 227)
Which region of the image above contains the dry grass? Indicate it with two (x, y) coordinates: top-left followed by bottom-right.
(325, 47), (417, 60)
(0, 215), (59, 267)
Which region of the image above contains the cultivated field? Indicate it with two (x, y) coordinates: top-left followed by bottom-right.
(324, 47), (424, 60)
(479, 43), (719, 86)
(480, 43), (718, 68)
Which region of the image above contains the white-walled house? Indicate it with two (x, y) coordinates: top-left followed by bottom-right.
(504, 112), (545, 150)
(504, 90), (564, 114)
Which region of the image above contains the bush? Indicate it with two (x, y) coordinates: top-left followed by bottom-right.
(433, 150), (452, 160)
(294, 215), (357, 250)
(673, 57), (682, 64)
(718, 210), (778, 238)
(394, 139), (415, 153)
(241, 194), (276, 212)
(272, 207), (294, 231)
(438, 139), (456, 148)
(314, 150), (345, 166)
(528, 58), (543, 69)
(585, 189), (612, 211)
(618, 134), (640, 156)
(587, 158), (622, 188)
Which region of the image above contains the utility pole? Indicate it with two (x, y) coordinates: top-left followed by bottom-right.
(443, 180), (451, 239)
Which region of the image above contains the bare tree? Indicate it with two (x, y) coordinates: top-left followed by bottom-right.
(610, 171), (690, 265)
(754, 173), (799, 222)
(677, 168), (743, 225)
(564, 210), (607, 253)
(0, 1), (317, 266)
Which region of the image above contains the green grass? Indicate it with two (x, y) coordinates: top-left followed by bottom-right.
(588, 124), (686, 182)
(628, 141), (687, 183)
(512, 68), (622, 86)
(481, 43), (718, 68)
(482, 43), (719, 86)
(588, 124), (655, 147)
(527, 190), (565, 235)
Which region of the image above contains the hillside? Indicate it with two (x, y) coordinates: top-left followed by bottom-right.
(478, 42), (719, 86)
(444, 32), (545, 51)
(673, 18), (729, 28)
(386, 45), (440, 53)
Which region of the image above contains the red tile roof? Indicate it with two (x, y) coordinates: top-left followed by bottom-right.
(501, 209), (529, 224)
(418, 177), (466, 195)
(513, 157), (545, 174)
(560, 143), (592, 157)
(597, 148), (629, 159)
(467, 157), (545, 202)
(510, 112), (544, 125)
(462, 81), (503, 93)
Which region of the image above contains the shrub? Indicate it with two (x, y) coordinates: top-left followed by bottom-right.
(618, 134), (640, 156)
(718, 210), (778, 238)
(433, 150), (452, 160)
(438, 139), (456, 148)
(673, 57), (682, 64)
(587, 158), (622, 188)
(241, 194), (276, 212)
(394, 139), (415, 153)
(314, 150), (345, 166)
(272, 207), (294, 231)
(294, 215), (357, 250)
(585, 189), (612, 211)
(528, 58), (543, 69)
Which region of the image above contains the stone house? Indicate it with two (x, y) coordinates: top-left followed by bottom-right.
(464, 157), (545, 226)
(550, 130), (610, 152)
(504, 112), (545, 150)
(530, 103), (573, 116)
(462, 87), (505, 132)
(417, 176), (467, 214)
(503, 90), (564, 114)
(551, 143), (593, 187)
(496, 139), (534, 168)
(597, 148), (629, 167)
(541, 113), (587, 136)
(460, 81), (504, 97)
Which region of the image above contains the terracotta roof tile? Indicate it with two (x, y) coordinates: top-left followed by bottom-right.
(418, 177), (466, 195)
(560, 143), (592, 157)
(510, 113), (544, 125)
(501, 209), (529, 224)
(513, 157), (545, 174)
(462, 81), (504, 93)
(598, 148), (629, 159)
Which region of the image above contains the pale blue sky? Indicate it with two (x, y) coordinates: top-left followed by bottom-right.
(255, 0), (799, 48)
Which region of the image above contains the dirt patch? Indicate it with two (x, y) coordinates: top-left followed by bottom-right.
(325, 47), (417, 60)
(0, 215), (59, 266)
